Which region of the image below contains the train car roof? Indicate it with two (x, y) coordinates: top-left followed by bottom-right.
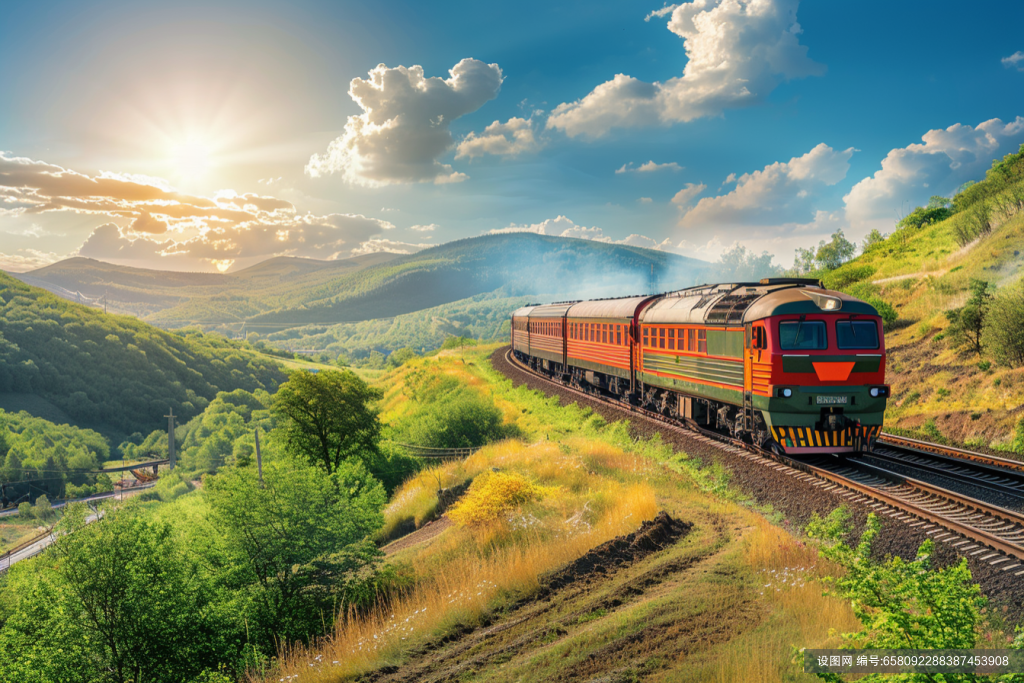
(527, 302), (577, 318)
(511, 305), (539, 318)
(640, 279), (878, 325)
(566, 295), (655, 320)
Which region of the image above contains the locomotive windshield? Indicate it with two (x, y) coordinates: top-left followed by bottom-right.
(778, 320), (827, 350)
(836, 320), (880, 349)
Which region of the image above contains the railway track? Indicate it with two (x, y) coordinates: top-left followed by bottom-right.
(504, 349), (1024, 572)
(868, 434), (1024, 498)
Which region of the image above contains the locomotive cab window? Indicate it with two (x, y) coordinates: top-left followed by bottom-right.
(836, 320), (879, 349)
(779, 321), (827, 350)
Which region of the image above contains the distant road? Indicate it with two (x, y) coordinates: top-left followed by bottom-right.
(0, 484), (154, 519)
(0, 508), (102, 572)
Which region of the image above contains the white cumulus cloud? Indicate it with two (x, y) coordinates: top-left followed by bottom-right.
(1002, 51), (1024, 72)
(844, 117), (1024, 234)
(456, 117), (540, 159)
(547, 0), (824, 138)
(671, 182), (707, 208)
(681, 143), (853, 231)
(306, 59), (503, 186)
(616, 160), (683, 174)
(409, 223), (438, 232)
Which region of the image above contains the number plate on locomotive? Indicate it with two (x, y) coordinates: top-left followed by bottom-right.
(816, 395), (848, 405)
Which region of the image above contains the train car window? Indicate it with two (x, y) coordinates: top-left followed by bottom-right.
(616, 325), (622, 346)
(688, 328), (695, 352)
(658, 327), (665, 349)
(779, 321), (827, 350)
(836, 320), (879, 349)
(600, 324), (605, 344)
(643, 327), (649, 347)
(668, 328), (675, 350)
(697, 329), (707, 354)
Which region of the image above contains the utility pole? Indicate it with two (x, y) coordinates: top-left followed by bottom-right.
(254, 428), (263, 488)
(165, 408), (176, 470)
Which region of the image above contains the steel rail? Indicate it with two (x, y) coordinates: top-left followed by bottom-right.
(878, 433), (1024, 473)
(856, 448), (1024, 499)
(504, 349), (1024, 563)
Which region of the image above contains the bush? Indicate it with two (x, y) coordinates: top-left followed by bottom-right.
(32, 494), (53, 520)
(982, 280), (1024, 367)
(864, 296), (897, 330)
(448, 471), (543, 527)
(804, 508), (986, 659)
(395, 369), (517, 449)
(17, 501), (31, 518)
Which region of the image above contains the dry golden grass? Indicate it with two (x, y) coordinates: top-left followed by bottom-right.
(268, 476), (657, 682)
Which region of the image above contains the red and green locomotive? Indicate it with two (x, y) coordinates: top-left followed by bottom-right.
(511, 278), (888, 455)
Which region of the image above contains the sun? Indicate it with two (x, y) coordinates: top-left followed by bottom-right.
(168, 136), (214, 185)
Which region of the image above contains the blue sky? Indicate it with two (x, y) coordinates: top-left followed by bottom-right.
(1, 0), (1022, 272)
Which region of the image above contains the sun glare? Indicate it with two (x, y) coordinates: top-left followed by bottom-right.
(169, 136), (214, 185)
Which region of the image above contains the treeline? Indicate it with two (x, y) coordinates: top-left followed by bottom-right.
(0, 273), (287, 438)
(0, 409), (112, 506)
(264, 292), (526, 364)
(0, 368), (429, 683)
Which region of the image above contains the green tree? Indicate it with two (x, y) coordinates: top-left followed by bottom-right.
(814, 229), (857, 270)
(715, 245), (780, 281)
(945, 278), (992, 356)
(861, 228), (887, 251)
(897, 205), (952, 231)
(387, 346), (419, 367)
(982, 280), (1024, 367)
(273, 370), (382, 474)
(31, 494), (52, 520)
(0, 503), (225, 683)
(203, 458), (386, 648)
(805, 508), (986, 682)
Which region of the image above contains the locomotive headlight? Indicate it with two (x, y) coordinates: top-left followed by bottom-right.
(781, 388), (793, 398)
(869, 387), (879, 397)
(869, 386), (889, 398)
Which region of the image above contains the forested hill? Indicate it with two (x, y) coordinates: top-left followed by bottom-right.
(246, 233), (712, 327)
(0, 272), (287, 440)
(16, 234), (711, 330)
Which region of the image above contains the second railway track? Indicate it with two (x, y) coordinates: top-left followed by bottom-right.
(502, 348), (1024, 572)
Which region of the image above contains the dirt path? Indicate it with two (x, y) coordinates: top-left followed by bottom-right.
(359, 513), (737, 683)
(382, 517), (454, 556)
(871, 269), (947, 284)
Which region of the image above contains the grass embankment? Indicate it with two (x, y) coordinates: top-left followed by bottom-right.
(269, 346), (858, 682)
(0, 515), (52, 554)
(825, 211), (1024, 453)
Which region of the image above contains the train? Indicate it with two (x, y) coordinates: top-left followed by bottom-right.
(511, 278), (888, 455)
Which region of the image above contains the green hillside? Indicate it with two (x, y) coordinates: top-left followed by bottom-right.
(0, 272), (287, 440)
(245, 233), (711, 327)
(813, 144), (1024, 452)
(17, 252), (401, 323)
(16, 234), (712, 333)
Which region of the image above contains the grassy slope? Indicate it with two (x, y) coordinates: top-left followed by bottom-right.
(270, 346), (859, 682)
(820, 211), (1024, 451)
(16, 234), (711, 332)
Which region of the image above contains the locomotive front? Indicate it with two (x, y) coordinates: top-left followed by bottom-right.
(749, 287), (889, 454)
